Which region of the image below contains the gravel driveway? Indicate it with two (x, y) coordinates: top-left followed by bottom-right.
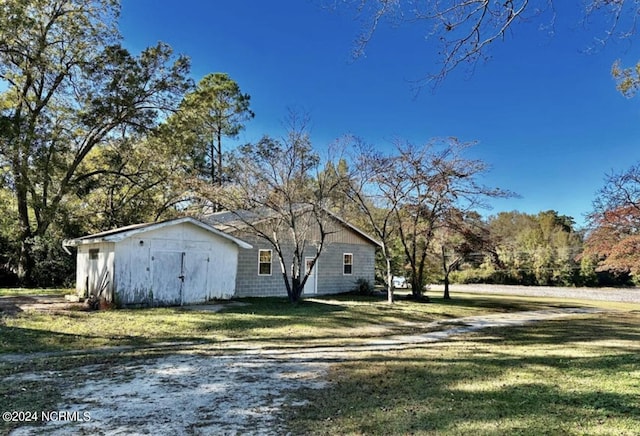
(427, 283), (640, 303)
(7, 307), (602, 435)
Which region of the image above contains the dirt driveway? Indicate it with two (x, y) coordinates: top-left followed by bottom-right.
(0, 295), (84, 316)
(5, 307), (602, 435)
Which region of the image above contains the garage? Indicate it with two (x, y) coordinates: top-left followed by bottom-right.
(63, 217), (252, 306)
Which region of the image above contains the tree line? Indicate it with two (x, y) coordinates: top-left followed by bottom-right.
(2, 0), (640, 297)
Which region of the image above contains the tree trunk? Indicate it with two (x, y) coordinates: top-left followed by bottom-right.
(410, 264), (419, 298)
(411, 277), (420, 298)
(217, 130), (223, 187)
(276, 251), (306, 304)
(410, 273), (428, 301)
(443, 274), (451, 300)
(385, 255), (394, 304)
(209, 138), (216, 185)
(17, 236), (34, 286)
(15, 171), (34, 285)
(442, 246), (451, 300)
(288, 275), (303, 304)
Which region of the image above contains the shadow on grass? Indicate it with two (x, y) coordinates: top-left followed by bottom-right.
(0, 293), (595, 356)
(0, 325), (176, 355)
(187, 296), (481, 335)
(428, 295), (582, 313)
(472, 315), (640, 346)
(287, 314), (640, 435)
(192, 297), (439, 337)
(192, 297), (359, 333)
(0, 292), (620, 361)
(220, 297), (349, 316)
(0, 298), (356, 356)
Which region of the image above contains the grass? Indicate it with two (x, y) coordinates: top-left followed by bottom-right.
(1, 289), (640, 435)
(0, 288), (69, 297)
(0, 292), (580, 355)
(287, 309), (640, 435)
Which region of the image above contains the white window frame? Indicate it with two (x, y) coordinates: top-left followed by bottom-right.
(343, 253), (353, 275)
(258, 249), (272, 276)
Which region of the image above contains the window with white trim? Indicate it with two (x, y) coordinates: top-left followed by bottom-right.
(258, 249), (272, 275)
(343, 253), (353, 275)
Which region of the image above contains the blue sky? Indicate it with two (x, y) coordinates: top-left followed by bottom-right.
(119, 0), (640, 228)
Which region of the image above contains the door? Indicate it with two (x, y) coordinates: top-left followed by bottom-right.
(304, 257), (317, 294)
(86, 248), (100, 296)
(181, 252), (210, 304)
(151, 251), (184, 305)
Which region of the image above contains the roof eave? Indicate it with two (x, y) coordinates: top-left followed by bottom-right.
(62, 217), (253, 250)
(63, 238), (103, 247)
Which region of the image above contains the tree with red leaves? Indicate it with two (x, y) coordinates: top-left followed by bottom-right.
(586, 163), (640, 281)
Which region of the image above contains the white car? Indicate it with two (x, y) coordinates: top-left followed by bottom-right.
(392, 276), (409, 288)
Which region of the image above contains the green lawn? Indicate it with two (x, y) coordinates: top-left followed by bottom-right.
(287, 308), (640, 435)
(1, 290), (639, 435)
(0, 288), (69, 297)
(0, 292), (582, 355)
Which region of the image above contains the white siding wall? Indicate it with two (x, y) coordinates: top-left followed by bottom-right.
(113, 223), (240, 306)
(114, 237), (151, 305)
(75, 242), (115, 299)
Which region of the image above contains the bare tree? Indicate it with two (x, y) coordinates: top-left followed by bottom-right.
(592, 162), (640, 217)
(373, 138), (510, 300)
(343, 138), (399, 303)
(343, 0), (637, 85)
(204, 114), (348, 303)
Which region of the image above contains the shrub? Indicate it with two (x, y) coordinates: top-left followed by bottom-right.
(352, 278), (375, 296)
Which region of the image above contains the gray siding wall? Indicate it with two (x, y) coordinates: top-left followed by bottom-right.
(234, 235), (286, 297)
(234, 236), (376, 298)
(315, 242), (375, 295)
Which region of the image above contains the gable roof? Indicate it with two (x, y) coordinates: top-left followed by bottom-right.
(63, 217), (252, 249)
(203, 207), (382, 248)
(203, 208), (269, 232)
(323, 209), (383, 248)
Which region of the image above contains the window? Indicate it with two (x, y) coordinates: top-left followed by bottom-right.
(258, 249), (272, 275)
(89, 248), (99, 260)
(343, 253), (353, 275)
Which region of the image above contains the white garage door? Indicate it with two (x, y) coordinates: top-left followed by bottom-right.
(151, 251), (211, 305)
(182, 252), (210, 304)
(151, 251), (184, 305)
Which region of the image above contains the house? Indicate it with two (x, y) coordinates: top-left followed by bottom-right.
(62, 217), (252, 306)
(203, 209), (380, 298)
(64, 210), (380, 306)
